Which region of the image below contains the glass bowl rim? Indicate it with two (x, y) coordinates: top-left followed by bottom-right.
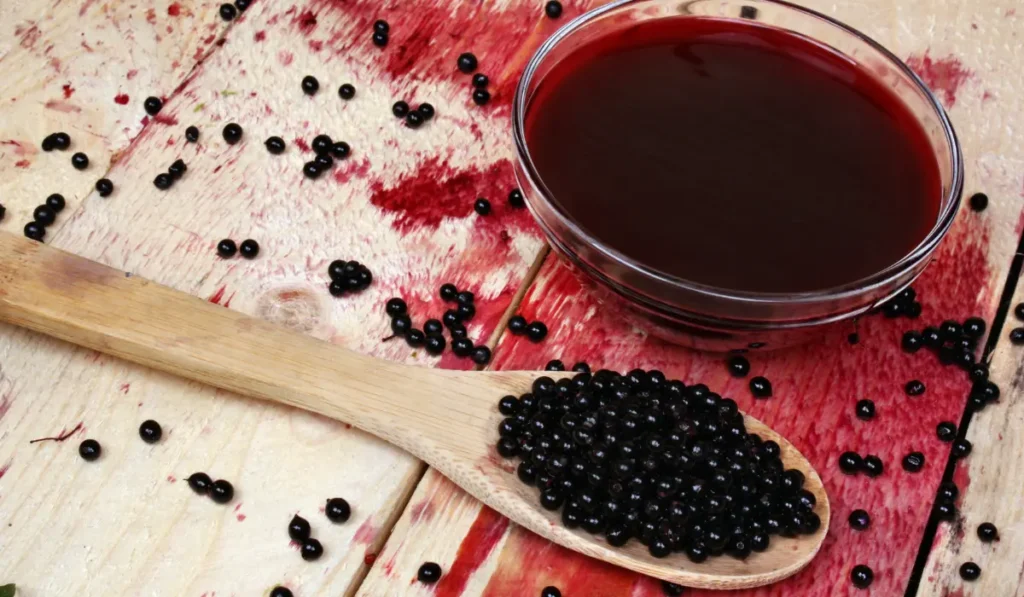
(512, 0), (964, 307)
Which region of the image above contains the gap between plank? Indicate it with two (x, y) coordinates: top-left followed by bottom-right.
(905, 225), (1024, 596)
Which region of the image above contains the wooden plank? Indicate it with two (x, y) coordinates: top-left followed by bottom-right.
(359, 0), (1024, 595)
(0, 0), (547, 594)
(0, 0), (226, 230)
(918, 278), (1024, 596)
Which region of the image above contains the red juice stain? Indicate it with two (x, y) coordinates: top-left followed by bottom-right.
(293, 9), (318, 31)
(126, 69), (138, 79)
(236, 514), (246, 521)
(119, 383), (131, 394)
(906, 52), (973, 108)
(145, 7), (156, 24)
(527, 17), (941, 294)
(168, 2), (181, 16)
(167, 475), (176, 483)
(154, 114), (178, 125)
(353, 519), (377, 544)
(364, 552), (377, 566)
(114, 93), (129, 105)
(14, 160), (29, 168)
(44, 100), (81, 113)
(369, 157), (532, 234)
(433, 506), (509, 597)
(254, 30), (266, 41)
(62, 84), (74, 98)
(208, 286), (227, 305)
(278, 50), (294, 66)
(0, 461), (12, 480)
(293, 137), (310, 152)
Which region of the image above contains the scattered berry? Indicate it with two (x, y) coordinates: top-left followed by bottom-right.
(372, 31), (389, 47)
(1010, 327), (1024, 344)
(288, 515), (311, 541)
(95, 178), (114, 197)
(969, 192), (988, 212)
(417, 562), (442, 583)
(405, 111), (424, 129)
(373, 20), (389, 34)
(187, 472), (213, 494)
(472, 89), (491, 105)
(392, 101), (410, 118)
(905, 380), (925, 396)
(71, 152), (89, 170)
(855, 399), (875, 420)
(24, 221), (46, 241)
(418, 103), (435, 121)
(219, 3), (237, 21)
(303, 161), (322, 179)
(848, 509), (870, 530)
(265, 136), (286, 154)
(977, 522), (998, 542)
(902, 452), (924, 472)
(210, 479), (234, 503)
(153, 173), (173, 190)
(217, 239), (237, 258)
(301, 75), (320, 95)
(331, 141), (351, 160)
(749, 376), (772, 398)
(545, 1), (564, 18)
(472, 73), (489, 88)
(862, 455), (884, 477)
(168, 158), (187, 180)
(144, 96), (163, 115)
(78, 439), (101, 461)
(185, 126), (200, 142)
(959, 562), (981, 581)
(727, 355), (750, 377)
(33, 205), (56, 226)
(851, 565), (874, 589)
(509, 188), (525, 207)
(838, 451), (862, 474)
(471, 346), (492, 365)
(222, 123), (243, 145)
(936, 421), (957, 442)
(139, 419), (162, 443)
(457, 52), (478, 73)
(474, 198), (492, 215)
(301, 538), (324, 561)
(952, 439), (972, 459)
(526, 321), (548, 342)
(338, 83), (356, 100)
(326, 497), (352, 523)
(51, 132), (71, 150)
(541, 587), (561, 597)
(385, 298), (408, 316)
(270, 587), (292, 597)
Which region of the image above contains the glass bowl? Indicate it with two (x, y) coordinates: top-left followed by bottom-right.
(512, 0), (963, 352)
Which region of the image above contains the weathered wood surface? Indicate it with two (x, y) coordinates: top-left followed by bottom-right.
(2, 0), (1024, 595)
(359, 1), (1024, 595)
(0, 0), (545, 595)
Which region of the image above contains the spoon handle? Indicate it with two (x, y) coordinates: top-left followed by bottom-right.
(0, 233), (443, 451)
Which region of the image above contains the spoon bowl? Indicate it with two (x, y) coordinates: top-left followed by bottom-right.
(0, 232), (828, 589)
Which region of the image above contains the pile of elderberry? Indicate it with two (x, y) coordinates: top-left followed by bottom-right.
(496, 369), (820, 560)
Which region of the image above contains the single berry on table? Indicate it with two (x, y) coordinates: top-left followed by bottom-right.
(934, 501), (957, 521)
(392, 101), (410, 117)
(144, 96), (163, 115)
(952, 439), (972, 459)
(405, 329), (426, 347)
(541, 586), (561, 597)
(372, 31), (388, 47)
(314, 154), (334, 170)
(33, 205), (56, 226)
(270, 587), (292, 597)
(855, 399), (876, 420)
(905, 380), (925, 396)
(901, 330), (923, 353)
(425, 334), (446, 355)
(312, 134), (333, 155)
(301, 75), (320, 95)
(139, 419), (162, 443)
(959, 562), (981, 581)
(851, 565), (873, 589)
(154, 173), (173, 190)
(185, 125), (199, 142)
(862, 455), (883, 477)
(390, 314), (412, 337)
(265, 136), (286, 154)
(545, 1), (564, 18)
(338, 83), (356, 100)
(374, 19), (389, 34)
(452, 337), (474, 357)
(405, 111), (424, 129)
(168, 158), (187, 179)
(545, 359), (565, 371)
(661, 581), (684, 596)
(46, 193), (66, 212)
(234, 0), (250, 10)
(219, 3), (236, 21)
(838, 451), (862, 474)
(977, 522), (998, 542)
(1010, 327), (1024, 344)
(456, 302), (476, 321)
(417, 562), (442, 583)
(727, 355), (750, 377)
(418, 103), (435, 121)
(301, 538), (324, 561)
(326, 497), (352, 523)
(51, 131), (71, 150)
(424, 319), (443, 335)
(509, 188), (525, 207)
(749, 375), (772, 398)
(849, 509), (870, 530)
(288, 515), (311, 541)
(1016, 303), (1024, 321)
(222, 123), (243, 144)
(508, 315), (528, 334)
(187, 472), (213, 494)
(472, 73), (489, 88)
(936, 421), (957, 442)
(440, 283), (458, 301)
(472, 346), (492, 365)
(457, 52), (478, 73)
(472, 89), (491, 105)
(902, 452), (925, 472)
(526, 321), (548, 342)
(95, 178), (114, 197)
(385, 298), (408, 316)
(474, 198), (491, 215)
(217, 239), (237, 258)
(71, 152), (89, 169)
(79, 439), (101, 461)
(331, 141), (351, 160)
(303, 161), (322, 179)
(963, 317), (986, 338)
(210, 479), (234, 503)
(969, 192), (988, 212)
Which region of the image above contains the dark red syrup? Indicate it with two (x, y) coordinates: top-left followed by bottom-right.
(525, 17), (941, 293)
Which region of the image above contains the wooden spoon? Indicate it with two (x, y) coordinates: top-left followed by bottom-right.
(0, 233), (829, 589)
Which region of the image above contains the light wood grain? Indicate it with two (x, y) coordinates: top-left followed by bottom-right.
(919, 277), (1024, 596)
(0, 233), (829, 589)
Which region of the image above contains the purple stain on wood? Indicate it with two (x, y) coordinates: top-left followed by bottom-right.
(905, 52), (973, 108)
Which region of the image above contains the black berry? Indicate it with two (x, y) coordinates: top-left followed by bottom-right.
(42, 134), (55, 151)
(33, 205), (56, 226)
(472, 346), (492, 365)
(265, 136), (286, 154)
(977, 522), (998, 542)
(526, 321), (548, 342)
(545, 1), (564, 18)
(963, 317), (986, 338)
(936, 481), (959, 503)
(301, 75), (320, 95)
(392, 101), (410, 118)
(838, 451), (862, 474)
(1016, 303), (1024, 321)
(234, 0), (250, 11)
(71, 152), (89, 169)
(372, 31), (388, 47)
(509, 188), (525, 208)
(417, 562), (442, 583)
(144, 96), (163, 115)
(187, 472), (213, 494)
(373, 19), (389, 34)
(425, 334), (446, 355)
(418, 103), (435, 121)
(959, 562), (981, 581)
(855, 399), (876, 420)
(405, 111), (424, 129)
(338, 83), (356, 100)
(936, 421), (957, 442)
(661, 582), (684, 596)
(314, 154), (334, 169)
(311, 134), (333, 155)
(139, 419), (162, 443)
(219, 3), (237, 21)
(78, 439), (101, 461)
(901, 330), (923, 353)
(288, 515), (311, 541)
(862, 455), (884, 477)
(474, 198), (491, 215)
(153, 173), (173, 190)
(326, 497), (352, 523)
(749, 376), (772, 398)
(969, 192), (988, 212)
(303, 161), (322, 179)
(222, 123), (243, 145)
(952, 439), (972, 459)
(423, 319), (443, 335)
(239, 239), (259, 259)
(331, 142), (351, 159)
(545, 359), (565, 371)
(168, 158), (187, 179)
(727, 355), (750, 377)
(95, 178), (114, 197)
(440, 283), (458, 301)
(472, 73), (489, 88)
(390, 314), (412, 336)
(456, 302), (476, 321)
(217, 239), (237, 258)
(185, 126), (199, 142)
(902, 452), (924, 472)
(508, 315), (528, 334)
(24, 221), (46, 241)
(851, 565), (873, 589)
(452, 337), (474, 357)
(1010, 327), (1024, 344)
(385, 298), (407, 316)
(472, 89), (491, 105)
(46, 193), (66, 212)
(51, 132), (71, 150)
(934, 501), (957, 521)
(210, 479), (234, 503)
(270, 587), (292, 597)
(457, 52), (478, 73)
(301, 538), (324, 561)
(848, 509), (870, 530)
(905, 380), (925, 396)
(406, 329), (426, 347)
